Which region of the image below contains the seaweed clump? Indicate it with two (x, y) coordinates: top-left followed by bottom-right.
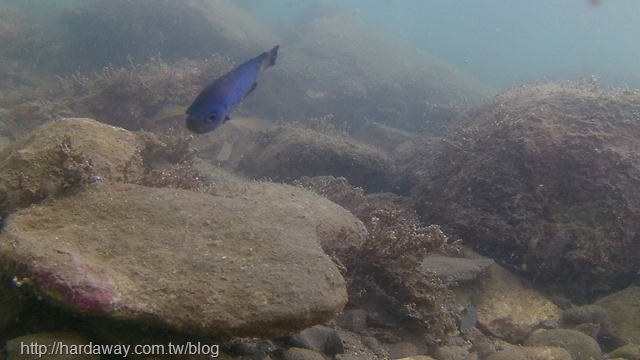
(64, 57), (232, 132)
(297, 175), (456, 344)
(49, 134), (96, 193)
(133, 131), (204, 191)
(0, 56), (233, 139)
(0, 133), (96, 221)
(294, 176), (366, 212)
(346, 208), (454, 344)
(354, 208), (447, 271)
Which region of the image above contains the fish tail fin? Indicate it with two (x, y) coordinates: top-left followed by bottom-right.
(267, 45), (279, 67)
(261, 45), (279, 71)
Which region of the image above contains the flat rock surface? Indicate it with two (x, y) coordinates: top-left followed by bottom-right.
(0, 182), (361, 338)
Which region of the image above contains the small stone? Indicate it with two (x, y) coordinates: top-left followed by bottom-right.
(475, 265), (562, 342)
(324, 330), (345, 355)
(525, 329), (601, 360)
(283, 347), (325, 360)
(607, 343), (640, 360)
(335, 309), (368, 332)
(433, 345), (470, 360)
(486, 346), (571, 360)
(387, 342), (418, 359)
(572, 323), (600, 339)
(361, 336), (386, 357)
(294, 325), (344, 355)
(562, 304), (611, 327)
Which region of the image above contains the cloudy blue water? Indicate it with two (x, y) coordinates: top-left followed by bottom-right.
(242, 0), (640, 89)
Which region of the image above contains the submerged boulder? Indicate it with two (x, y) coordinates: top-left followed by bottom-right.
(595, 285), (640, 346)
(239, 125), (394, 192)
(409, 83), (640, 300)
(0, 180), (362, 338)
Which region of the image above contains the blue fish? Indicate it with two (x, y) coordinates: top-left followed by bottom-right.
(186, 46), (279, 134)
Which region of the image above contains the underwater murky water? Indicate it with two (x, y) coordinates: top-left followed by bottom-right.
(0, 1), (639, 359)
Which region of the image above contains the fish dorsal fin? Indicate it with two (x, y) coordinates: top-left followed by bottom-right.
(245, 82), (258, 98)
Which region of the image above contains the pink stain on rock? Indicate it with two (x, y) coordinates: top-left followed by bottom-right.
(30, 250), (118, 312)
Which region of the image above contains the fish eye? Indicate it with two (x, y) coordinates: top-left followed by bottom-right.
(207, 114), (217, 122)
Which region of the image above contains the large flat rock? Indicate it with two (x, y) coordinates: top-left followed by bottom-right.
(0, 182), (360, 338)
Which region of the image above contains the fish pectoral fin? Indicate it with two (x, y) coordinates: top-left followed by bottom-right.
(224, 115), (231, 123)
(245, 82), (258, 98)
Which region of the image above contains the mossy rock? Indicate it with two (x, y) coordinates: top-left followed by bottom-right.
(409, 83), (640, 300)
(0, 118), (142, 219)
